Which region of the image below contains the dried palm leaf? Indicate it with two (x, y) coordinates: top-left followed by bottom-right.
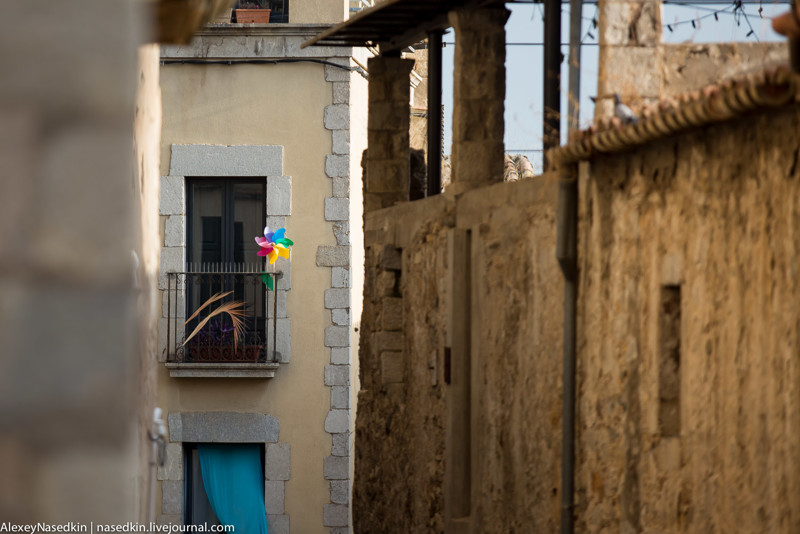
(182, 295), (248, 352)
(183, 291), (233, 326)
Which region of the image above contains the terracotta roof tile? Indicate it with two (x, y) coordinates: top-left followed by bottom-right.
(553, 66), (799, 165)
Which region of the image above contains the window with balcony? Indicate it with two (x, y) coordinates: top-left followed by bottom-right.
(164, 178), (283, 377)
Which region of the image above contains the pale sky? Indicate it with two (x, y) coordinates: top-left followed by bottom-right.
(440, 0), (789, 171)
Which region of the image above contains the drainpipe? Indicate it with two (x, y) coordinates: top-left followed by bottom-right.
(556, 163), (578, 534)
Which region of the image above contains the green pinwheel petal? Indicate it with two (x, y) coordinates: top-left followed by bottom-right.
(261, 273), (274, 290)
(277, 238), (294, 246)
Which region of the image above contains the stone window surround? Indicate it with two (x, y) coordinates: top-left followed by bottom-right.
(157, 411), (290, 534)
(159, 144), (292, 374)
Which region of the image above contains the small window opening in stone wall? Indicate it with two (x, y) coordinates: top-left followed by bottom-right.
(658, 285), (681, 437)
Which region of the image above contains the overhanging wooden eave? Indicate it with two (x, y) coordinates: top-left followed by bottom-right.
(302, 0), (487, 52)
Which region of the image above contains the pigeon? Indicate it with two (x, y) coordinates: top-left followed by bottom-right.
(613, 93), (638, 125)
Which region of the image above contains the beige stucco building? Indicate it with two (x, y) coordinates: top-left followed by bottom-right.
(154, 1), (368, 532)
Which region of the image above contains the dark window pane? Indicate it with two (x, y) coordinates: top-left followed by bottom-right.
(189, 182), (224, 267)
(233, 182), (265, 265)
(233, 182), (266, 338)
(267, 0), (288, 23)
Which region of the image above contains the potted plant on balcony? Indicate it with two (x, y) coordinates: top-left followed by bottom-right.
(234, 1), (271, 23)
(182, 292), (263, 362)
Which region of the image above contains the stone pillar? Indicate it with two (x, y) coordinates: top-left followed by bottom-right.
(365, 55), (414, 211)
(448, 7), (509, 194)
(595, 0), (661, 119)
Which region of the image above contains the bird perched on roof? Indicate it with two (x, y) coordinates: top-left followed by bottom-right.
(614, 93), (638, 125)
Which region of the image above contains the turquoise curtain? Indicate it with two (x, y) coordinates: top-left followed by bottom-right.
(198, 443), (269, 534)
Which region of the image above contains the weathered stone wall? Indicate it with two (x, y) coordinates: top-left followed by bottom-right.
(596, 0), (662, 117)
(456, 179), (563, 533)
(576, 106), (800, 532)
(661, 42), (788, 97)
(355, 103), (800, 532)
(355, 196), (450, 532)
(355, 178), (563, 533)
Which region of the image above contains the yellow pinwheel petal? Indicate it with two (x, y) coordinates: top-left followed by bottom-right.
(268, 249), (278, 264)
(277, 247), (290, 259)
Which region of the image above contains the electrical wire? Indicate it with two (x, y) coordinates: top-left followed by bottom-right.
(733, 0), (760, 39)
(444, 41), (599, 45)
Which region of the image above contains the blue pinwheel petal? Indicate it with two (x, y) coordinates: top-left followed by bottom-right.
(273, 228), (286, 241)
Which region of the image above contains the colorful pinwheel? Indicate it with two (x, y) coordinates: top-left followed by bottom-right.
(255, 227), (294, 289)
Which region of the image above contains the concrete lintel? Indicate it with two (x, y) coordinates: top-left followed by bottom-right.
(168, 411), (279, 443)
(169, 144), (283, 176)
(161, 26), (353, 59)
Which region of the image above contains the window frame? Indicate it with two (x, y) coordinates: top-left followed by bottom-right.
(185, 177), (267, 269)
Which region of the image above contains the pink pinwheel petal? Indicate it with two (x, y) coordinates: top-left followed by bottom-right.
(257, 249), (268, 257)
(255, 236), (268, 246)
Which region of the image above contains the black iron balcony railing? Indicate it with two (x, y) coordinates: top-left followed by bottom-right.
(164, 266), (282, 364)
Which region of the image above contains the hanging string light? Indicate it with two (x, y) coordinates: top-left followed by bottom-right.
(447, 0), (775, 46)
(582, 4), (598, 42)
(658, 0), (767, 41)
